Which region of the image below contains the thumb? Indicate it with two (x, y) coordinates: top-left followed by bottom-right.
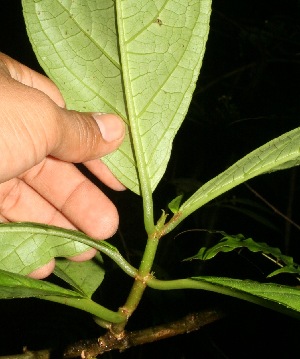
(0, 53), (125, 182)
(50, 110), (125, 163)
(0, 52), (125, 162)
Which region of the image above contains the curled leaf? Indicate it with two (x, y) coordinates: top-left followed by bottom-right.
(187, 232), (300, 278)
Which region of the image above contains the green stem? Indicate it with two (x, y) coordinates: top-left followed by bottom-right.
(125, 237), (159, 308)
(139, 236), (159, 276)
(162, 211), (185, 235)
(115, 0), (155, 234)
(44, 296), (125, 323)
(112, 236), (160, 333)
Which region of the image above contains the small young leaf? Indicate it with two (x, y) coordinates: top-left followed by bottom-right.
(155, 210), (168, 230)
(54, 254), (105, 298)
(186, 233), (300, 278)
(187, 234), (282, 261)
(168, 194), (184, 214)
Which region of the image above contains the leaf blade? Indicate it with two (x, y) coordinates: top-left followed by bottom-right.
(54, 254), (105, 298)
(148, 276), (300, 317)
(22, 0), (212, 193)
(115, 0), (212, 193)
(191, 276), (300, 317)
(179, 127), (300, 220)
(0, 269), (82, 299)
(0, 222), (92, 275)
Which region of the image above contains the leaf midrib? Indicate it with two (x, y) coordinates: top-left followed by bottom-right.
(182, 131), (300, 211)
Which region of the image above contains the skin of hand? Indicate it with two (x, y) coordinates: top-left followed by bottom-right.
(0, 53), (126, 279)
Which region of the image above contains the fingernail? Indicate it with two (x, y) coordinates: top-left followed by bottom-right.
(93, 113), (125, 142)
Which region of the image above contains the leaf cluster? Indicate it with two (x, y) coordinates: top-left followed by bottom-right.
(187, 232), (300, 278)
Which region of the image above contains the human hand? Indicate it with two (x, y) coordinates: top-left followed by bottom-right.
(0, 53), (125, 279)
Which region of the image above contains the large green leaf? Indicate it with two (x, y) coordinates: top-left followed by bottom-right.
(191, 277), (300, 317)
(148, 276), (300, 317)
(22, 0), (212, 194)
(179, 127), (300, 221)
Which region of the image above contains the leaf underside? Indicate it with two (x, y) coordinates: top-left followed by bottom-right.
(22, 0), (212, 194)
(0, 222), (92, 275)
(54, 254), (105, 298)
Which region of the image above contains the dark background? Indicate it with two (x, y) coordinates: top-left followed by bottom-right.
(0, 1), (300, 358)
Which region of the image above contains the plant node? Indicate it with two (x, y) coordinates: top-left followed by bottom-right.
(134, 272), (154, 285)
